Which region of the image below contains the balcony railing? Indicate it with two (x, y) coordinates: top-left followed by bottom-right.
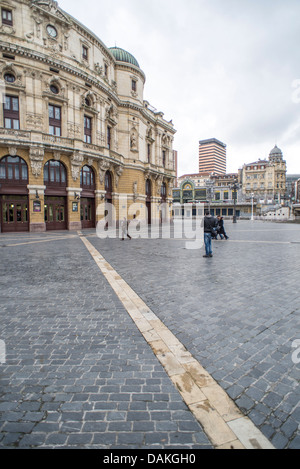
(0, 128), (125, 165)
(0, 128), (31, 140)
(42, 134), (74, 147)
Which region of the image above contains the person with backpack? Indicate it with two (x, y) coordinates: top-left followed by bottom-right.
(203, 211), (218, 257)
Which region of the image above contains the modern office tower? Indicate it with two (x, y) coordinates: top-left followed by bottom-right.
(199, 138), (226, 174)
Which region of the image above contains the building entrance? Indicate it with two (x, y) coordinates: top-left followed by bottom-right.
(0, 155), (29, 233)
(80, 166), (95, 229)
(80, 198), (95, 229)
(44, 196), (67, 231)
(1, 195), (29, 232)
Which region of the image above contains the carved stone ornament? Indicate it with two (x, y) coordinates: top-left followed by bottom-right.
(29, 146), (45, 177)
(67, 122), (80, 138)
(162, 132), (170, 148)
(168, 180), (174, 197)
(8, 147), (17, 157)
(130, 128), (138, 151)
(114, 165), (124, 188)
(98, 159), (111, 185)
(31, 1), (71, 25)
(146, 125), (154, 143)
(144, 170), (151, 181)
(26, 113), (44, 131)
(81, 90), (96, 108)
(156, 175), (163, 195)
(0, 24), (16, 35)
(105, 103), (118, 125)
(0, 63), (23, 88)
(94, 63), (103, 76)
(71, 151), (84, 181)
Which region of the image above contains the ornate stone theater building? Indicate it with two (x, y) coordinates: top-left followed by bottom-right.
(0, 0), (176, 232)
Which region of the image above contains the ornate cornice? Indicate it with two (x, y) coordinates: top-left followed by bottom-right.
(0, 40), (118, 102)
(0, 40), (175, 134)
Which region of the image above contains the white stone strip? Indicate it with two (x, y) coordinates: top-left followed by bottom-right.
(80, 235), (275, 450)
(227, 418), (274, 449)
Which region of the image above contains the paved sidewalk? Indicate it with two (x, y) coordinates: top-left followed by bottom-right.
(0, 232), (212, 449)
(0, 221), (299, 449)
(87, 220), (300, 449)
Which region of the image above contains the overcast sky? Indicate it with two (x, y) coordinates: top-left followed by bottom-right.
(59, 0), (300, 176)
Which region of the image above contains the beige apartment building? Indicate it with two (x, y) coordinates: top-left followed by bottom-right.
(239, 145), (287, 203)
(0, 0), (176, 233)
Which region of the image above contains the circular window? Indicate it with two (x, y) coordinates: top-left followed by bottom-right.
(85, 98), (91, 107)
(50, 84), (59, 94)
(46, 25), (57, 38)
(4, 73), (15, 83)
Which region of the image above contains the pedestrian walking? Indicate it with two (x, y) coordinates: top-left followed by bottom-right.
(217, 216), (229, 239)
(203, 211), (218, 257)
(121, 217), (131, 240)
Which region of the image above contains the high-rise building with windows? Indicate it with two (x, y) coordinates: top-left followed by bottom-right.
(198, 138), (226, 175)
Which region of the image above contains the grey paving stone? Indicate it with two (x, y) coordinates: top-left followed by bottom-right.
(1, 223), (299, 449)
(86, 221), (300, 449)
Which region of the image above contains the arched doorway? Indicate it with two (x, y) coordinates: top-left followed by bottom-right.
(146, 178), (152, 225)
(44, 160), (67, 230)
(80, 165), (95, 229)
(0, 155), (29, 232)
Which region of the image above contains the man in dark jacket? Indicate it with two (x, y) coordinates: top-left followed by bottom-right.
(203, 211), (218, 257)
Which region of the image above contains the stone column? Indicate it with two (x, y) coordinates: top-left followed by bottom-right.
(27, 184), (46, 232)
(66, 187), (82, 230)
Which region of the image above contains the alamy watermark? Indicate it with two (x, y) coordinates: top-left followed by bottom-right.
(0, 340), (6, 364)
(291, 339), (300, 364)
(291, 79), (300, 103)
(95, 199), (205, 250)
(0, 78), (6, 107)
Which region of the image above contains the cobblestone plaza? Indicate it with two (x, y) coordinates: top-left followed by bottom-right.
(0, 221), (299, 449)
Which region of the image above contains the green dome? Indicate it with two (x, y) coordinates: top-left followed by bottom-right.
(109, 47), (140, 68)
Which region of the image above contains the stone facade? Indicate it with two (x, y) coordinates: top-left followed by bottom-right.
(239, 145), (287, 204)
(0, 0), (176, 232)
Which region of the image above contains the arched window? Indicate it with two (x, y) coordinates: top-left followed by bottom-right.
(80, 165), (95, 189)
(146, 179), (151, 198)
(0, 156), (28, 184)
(105, 171), (112, 193)
(44, 160), (67, 186)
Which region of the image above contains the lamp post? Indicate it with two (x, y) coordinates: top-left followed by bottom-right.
(205, 179), (214, 213)
(251, 192), (254, 221)
(230, 179), (240, 223)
